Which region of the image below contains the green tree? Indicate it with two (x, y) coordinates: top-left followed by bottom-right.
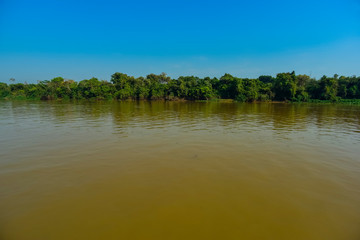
(319, 75), (338, 101)
(273, 71), (297, 101)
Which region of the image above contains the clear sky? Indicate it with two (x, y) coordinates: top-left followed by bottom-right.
(0, 0), (359, 83)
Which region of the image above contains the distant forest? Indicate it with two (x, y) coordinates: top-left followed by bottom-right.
(1, 72), (360, 102)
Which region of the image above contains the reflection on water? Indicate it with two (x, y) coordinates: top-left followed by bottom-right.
(0, 101), (360, 240)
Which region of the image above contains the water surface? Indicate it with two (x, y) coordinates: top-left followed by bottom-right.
(0, 101), (360, 240)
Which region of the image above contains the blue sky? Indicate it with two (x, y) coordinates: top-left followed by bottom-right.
(0, 0), (359, 82)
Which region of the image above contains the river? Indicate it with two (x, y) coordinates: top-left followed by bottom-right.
(0, 101), (360, 239)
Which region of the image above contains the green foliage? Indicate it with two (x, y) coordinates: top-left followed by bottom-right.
(0, 82), (11, 97)
(1, 72), (359, 102)
(319, 75), (338, 101)
(273, 72), (297, 101)
(259, 75), (274, 84)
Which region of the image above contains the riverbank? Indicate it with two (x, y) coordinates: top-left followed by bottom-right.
(2, 97), (360, 105)
(1, 72), (359, 103)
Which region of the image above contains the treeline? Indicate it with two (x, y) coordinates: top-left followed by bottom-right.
(1, 71), (360, 102)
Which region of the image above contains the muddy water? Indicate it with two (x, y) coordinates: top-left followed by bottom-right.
(0, 101), (360, 240)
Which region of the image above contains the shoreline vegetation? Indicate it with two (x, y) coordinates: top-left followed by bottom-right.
(1, 71), (360, 103)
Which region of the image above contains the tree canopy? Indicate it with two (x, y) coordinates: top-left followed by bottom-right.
(1, 72), (359, 102)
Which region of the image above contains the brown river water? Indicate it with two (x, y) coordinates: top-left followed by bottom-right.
(0, 101), (360, 240)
